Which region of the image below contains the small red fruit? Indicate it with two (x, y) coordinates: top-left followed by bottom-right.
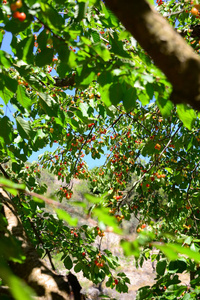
(114, 279), (119, 285)
(141, 224), (146, 229)
(11, 3), (17, 11)
(88, 123), (94, 128)
(155, 143), (161, 150)
(18, 12), (26, 21)
(13, 11), (26, 21)
(82, 252), (86, 256)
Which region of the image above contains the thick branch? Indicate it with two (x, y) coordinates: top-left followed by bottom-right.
(54, 76), (75, 87)
(104, 0), (200, 110)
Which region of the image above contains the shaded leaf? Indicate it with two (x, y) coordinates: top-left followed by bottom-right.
(64, 256), (73, 270)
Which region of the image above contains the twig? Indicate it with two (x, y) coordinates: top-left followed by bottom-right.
(126, 124), (182, 198)
(185, 161), (200, 236)
(163, 5), (193, 18)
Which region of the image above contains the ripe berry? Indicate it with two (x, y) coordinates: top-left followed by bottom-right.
(11, 3), (17, 11)
(155, 143), (161, 150)
(18, 12), (26, 21)
(191, 7), (199, 16)
(15, 0), (22, 9)
(13, 11), (26, 21)
(114, 279), (119, 285)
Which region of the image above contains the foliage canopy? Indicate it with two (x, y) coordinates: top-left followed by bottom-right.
(0, 0), (200, 299)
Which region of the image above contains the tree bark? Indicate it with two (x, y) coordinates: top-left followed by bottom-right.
(104, 0), (200, 111)
(0, 188), (84, 300)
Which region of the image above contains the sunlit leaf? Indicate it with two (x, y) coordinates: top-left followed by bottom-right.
(56, 209), (78, 226)
(177, 104), (196, 130)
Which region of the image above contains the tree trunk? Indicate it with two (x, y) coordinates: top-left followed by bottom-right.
(0, 188), (85, 300)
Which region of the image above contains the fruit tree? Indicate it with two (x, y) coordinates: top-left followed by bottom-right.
(0, 0), (200, 299)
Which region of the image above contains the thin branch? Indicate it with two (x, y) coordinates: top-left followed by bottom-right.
(0, 164), (10, 179)
(164, 5), (193, 18)
(185, 160), (200, 236)
(126, 124), (182, 198)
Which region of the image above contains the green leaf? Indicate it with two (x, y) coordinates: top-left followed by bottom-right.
(16, 116), (32, 139)
(35, 48), (54, 67)
(17, 36), (35, 63)
(37, 30), (48, 51)
(99, 84), (112, 106)
(0, 86), (13, 105)
(56, 209), (78, 226)
(38, 92), (57, 116)
(156, 259), (167, 275)
(79, 71), (96, 87)
(157, 96), (174, 117)
(138, 91), (149, 106)
(168, 259), (187, 273)
(91, 30), (101, 43)
(155, 243), (200, 263)
(74, 262), (82, 273)
(109, 32), (131, 58)
(182, 293), (192, 300)
(1, 73), (17, 93)
(4, 18), (31, 34)
(177, 104), (196, 130)
(93, 206), (122, 234)
(64, 256), (73, 270)
(76, 1), (88, 21)
(123, 87), (137, 112)
(109, 81), (124, 106)
(136, 286), (152, 300)
(40, 3), (64, 32)
(85, 193), (102, 204)
(94, 44), (111, 62)
(0, 177), (26, 191)
(79, 102), (89, 117)
(0, 51), (12, 68)
(0, 116), (13, 145)
(120, 240), (140, 258)
(17, 85), (32, 111)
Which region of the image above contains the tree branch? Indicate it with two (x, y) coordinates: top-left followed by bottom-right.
(104, 0), (200, 110)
